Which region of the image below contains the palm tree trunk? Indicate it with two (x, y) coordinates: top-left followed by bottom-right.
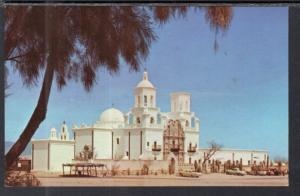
(5, 64), (54, 169)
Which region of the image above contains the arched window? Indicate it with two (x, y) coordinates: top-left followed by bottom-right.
(137, 96), (141, 107)
(129, 114), (133, 124)
(150, 95), (153, 107)
(144, 95), (147, 106)
(191, 117), (195, 128)
(157, 114), (161, 124)
(154, 141), (157, 147)
(185, 120), (189, 127)
(150, 117), (154, 124)
(136, 117), (141, 124)
(186, 100), (188, 111)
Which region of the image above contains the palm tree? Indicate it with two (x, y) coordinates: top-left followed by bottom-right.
(4, 5), (233, 169)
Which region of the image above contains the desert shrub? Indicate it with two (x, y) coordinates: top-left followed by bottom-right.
(141, 164), (149, 175)
(111, 164), (120, 176)
(5, 171), (41, 187)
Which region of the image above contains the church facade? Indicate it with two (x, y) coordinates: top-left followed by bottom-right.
(72, 71), (200, 163)
(31, 71), (268, 172)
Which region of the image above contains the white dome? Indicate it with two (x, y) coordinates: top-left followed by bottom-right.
(99, 107), (124, 123)
(136, 71), (155, 89)
(136, 80), (155, 88)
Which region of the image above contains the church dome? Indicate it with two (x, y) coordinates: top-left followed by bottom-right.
(136, 71), (155, 89)
(99, 107), (125, 123)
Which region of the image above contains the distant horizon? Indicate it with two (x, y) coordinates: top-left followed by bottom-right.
(5, 7), (288, 159)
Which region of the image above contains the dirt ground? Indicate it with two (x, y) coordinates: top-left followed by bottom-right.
(36, 173), (288, 187)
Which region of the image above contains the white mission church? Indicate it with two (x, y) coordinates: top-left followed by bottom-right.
(31, 71), (268, 172)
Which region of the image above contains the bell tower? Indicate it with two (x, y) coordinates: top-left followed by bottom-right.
(134, 70), (156, 108)
(170, 92), (191, 113)
(49, 128), (57, 140)
(60, 121), (69, 141)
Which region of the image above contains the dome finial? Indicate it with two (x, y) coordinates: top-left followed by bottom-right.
(143, 70), (148, 81)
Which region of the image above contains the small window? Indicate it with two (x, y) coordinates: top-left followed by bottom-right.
(144, 95), (147, 106)
(138, 96), (141, 107)
(191, 117), (195, 128)
(157, 114), (161, 124)
(150, 117), (154, 124)
(208, 160), (211, 164)
(150, 96), (153, 107)
(116, 138), (119, 144)
(186, 120), (189, 127)
(154, 141), (157, 147)
(147, 142), (149, 147)
(136, 117), (141, 124)
(248, 160), (251, 165)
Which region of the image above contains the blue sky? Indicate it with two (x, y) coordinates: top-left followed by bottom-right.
(5, 7), (288, 159)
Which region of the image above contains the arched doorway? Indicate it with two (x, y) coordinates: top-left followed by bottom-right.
(169, 158), (176, 174)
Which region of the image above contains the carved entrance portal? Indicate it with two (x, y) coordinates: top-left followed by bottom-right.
(163, 120), (185, 164)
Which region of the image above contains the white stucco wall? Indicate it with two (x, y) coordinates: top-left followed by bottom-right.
(32, 142), (48, 171)
(144, 129), (163, 160)
(74, 129), (92, 156)
(93, 130), (112, 159)
(113, 129), (125, 160)
(49, 142), (74, 171)
(129, 131), (142, 160)
(32, 140), (75, 172)
(184, 131), (199, 163)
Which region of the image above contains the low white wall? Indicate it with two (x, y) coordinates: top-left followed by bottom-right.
(196, 148), (268, 165)
(72, 159), (169, 171)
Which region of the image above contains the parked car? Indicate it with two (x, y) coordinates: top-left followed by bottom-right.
(257, 170), (267, 176)
(268, 168), (287, 176)
(226, 168), (246, 176)
(179, 171), (202, 178)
